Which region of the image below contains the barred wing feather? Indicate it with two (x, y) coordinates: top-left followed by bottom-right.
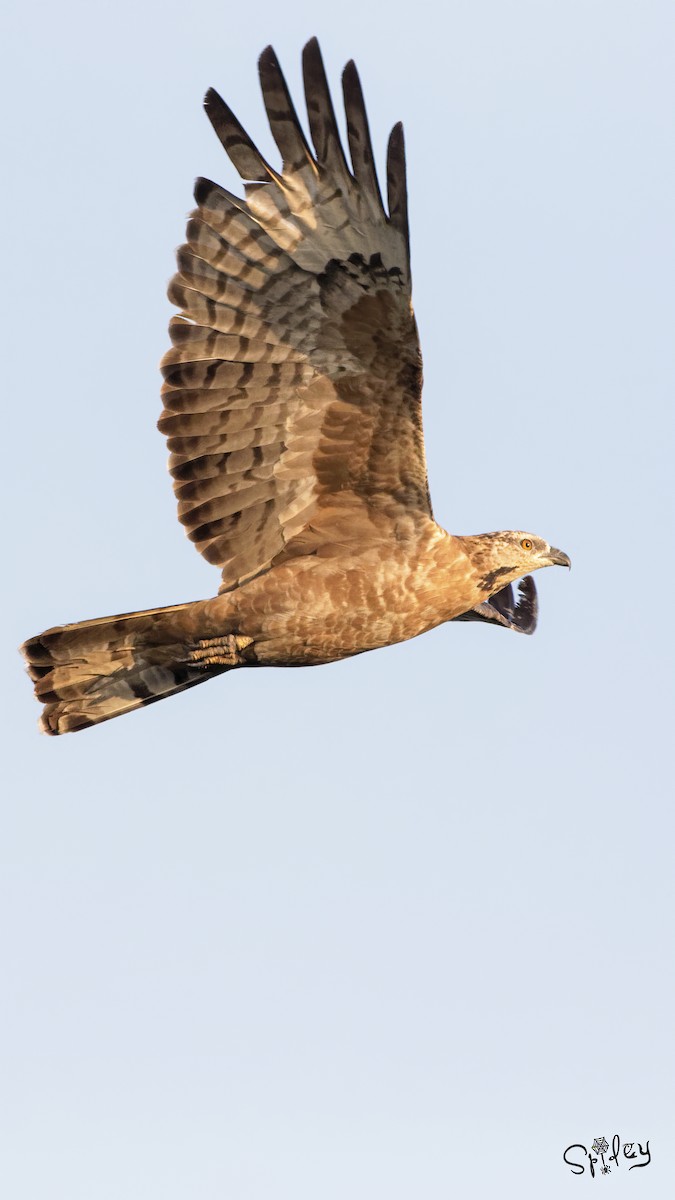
(159, 38), (431, 589)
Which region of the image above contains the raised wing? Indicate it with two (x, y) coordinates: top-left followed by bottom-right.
(159, 38), (431, 590)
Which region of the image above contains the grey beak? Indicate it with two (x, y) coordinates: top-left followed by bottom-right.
(548, 546), (571, 569)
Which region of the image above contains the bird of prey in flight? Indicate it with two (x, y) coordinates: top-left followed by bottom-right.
(22, 38), (570, 734)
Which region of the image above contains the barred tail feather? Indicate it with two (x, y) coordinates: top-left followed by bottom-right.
(20, 602), (233, 735)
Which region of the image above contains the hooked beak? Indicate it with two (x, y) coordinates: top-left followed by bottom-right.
(548, 546), (571, 569)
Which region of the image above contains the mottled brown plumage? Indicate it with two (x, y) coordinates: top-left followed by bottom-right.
(21, 39), (570, 735)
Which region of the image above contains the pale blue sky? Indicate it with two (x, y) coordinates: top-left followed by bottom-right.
(3, 1), (673, 1196)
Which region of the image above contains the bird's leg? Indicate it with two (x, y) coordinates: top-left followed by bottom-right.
(189, 634), (255, 667)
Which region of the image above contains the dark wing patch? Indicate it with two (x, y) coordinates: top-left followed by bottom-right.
(453, 576), (539, 635)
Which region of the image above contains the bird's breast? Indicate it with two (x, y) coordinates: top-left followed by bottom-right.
(217, 529), (480, 665)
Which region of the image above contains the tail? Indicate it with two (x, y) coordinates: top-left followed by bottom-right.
(21, 601), (253, 735)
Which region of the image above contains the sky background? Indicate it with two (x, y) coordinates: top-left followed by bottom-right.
(2, 0), (673, 1196)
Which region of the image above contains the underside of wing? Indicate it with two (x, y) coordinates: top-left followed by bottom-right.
(453, 576), (539, 635)
(159, 38), (431, 589)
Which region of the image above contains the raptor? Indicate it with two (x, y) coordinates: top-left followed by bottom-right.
(22, 38), (570, 734)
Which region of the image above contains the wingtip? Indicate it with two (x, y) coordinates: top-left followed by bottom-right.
(342, 58), (358, 84)
(516, 575), (538, 636)
(203, 86), (222, 114)
(302, 36), (325, 77)
(258, 44), (278, 71)
(193, 175), (210, 205)
(386, 122), (409, 248)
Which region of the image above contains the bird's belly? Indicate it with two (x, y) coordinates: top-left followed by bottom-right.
(219, 549), (476, 666)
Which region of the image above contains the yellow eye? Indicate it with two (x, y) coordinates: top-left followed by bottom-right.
(521, 538), (533, 551)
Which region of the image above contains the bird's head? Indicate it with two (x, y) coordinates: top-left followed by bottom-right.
(459, 530), (571, 595)
(451, 530), (570, 636)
